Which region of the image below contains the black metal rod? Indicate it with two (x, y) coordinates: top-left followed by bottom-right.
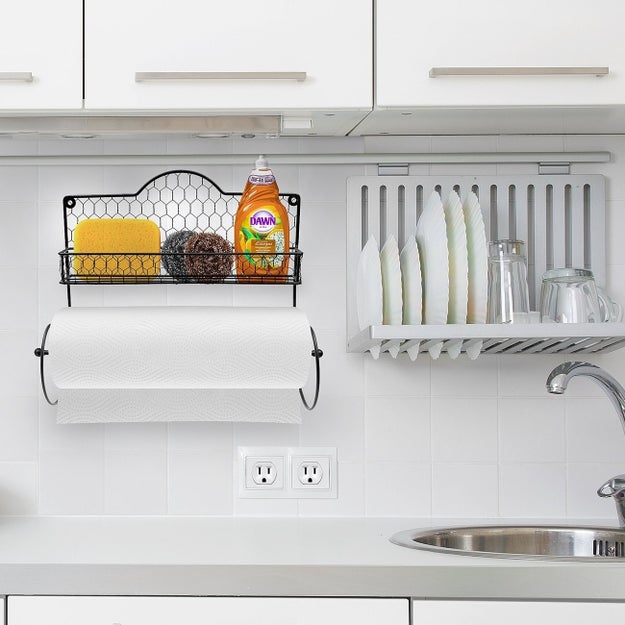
(34, 324), (57, 406)
(299, 326), (322, 411)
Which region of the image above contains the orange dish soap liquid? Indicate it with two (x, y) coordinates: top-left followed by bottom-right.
(235, 155), (290, 279)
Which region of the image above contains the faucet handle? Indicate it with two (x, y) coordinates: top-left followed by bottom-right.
(598, 474), (625, 498)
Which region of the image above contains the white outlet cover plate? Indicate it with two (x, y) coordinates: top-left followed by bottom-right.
(237, 446), (337, 499)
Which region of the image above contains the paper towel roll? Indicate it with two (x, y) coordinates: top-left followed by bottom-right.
(47, 306), (313, 423)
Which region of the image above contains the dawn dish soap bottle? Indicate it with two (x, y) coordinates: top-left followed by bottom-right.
(234, 155), (290, 279)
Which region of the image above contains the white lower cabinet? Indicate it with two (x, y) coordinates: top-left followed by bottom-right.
(8, 596), (408, 625)
(413, 600), (623, 624)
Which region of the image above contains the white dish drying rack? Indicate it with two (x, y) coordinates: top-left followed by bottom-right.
(348, 323), (625, 360)
(346, 173), (625, 358)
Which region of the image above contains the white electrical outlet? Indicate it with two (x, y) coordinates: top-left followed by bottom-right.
(238, 447), (337, 499)
(251, 460), (278, 486)
(297, 461), (324, 486)
(239, 449), (285, 497)
(289, 449), (336, 497)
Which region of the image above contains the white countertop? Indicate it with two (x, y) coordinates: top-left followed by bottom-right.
(0, 517), (624, 599)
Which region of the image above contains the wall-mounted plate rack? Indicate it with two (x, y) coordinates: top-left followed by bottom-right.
(348, 323), (625, 359)
(346, 173), (625, 358)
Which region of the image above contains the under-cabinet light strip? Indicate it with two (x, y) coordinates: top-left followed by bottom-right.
(0, 151), (611, 166)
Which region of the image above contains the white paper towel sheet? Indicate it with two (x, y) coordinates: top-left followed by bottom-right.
(56, 389), (301, 424)
(47, 306), (312, 423)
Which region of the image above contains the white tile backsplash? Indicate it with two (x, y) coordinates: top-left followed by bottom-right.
(39, 449), (104, 514)
(0, 268), (38, 329)
(0, 330), (38, 396)
(432, 463), (498, 517)
(39, 400), (104, 452)
(0, 167), (38, 201)
(105, 422), (168, 452)
(299, 396), (364, 463)
(430, 357), (498, 397)
(0, 462), (38, 515)
(2, 135), (625, 519)
(365, 397), (430, 463)
(168, 451), (233, 516)
(364, 355), (430, 397)
(566, 397), (624, 463)
(104, 449), (167, 515)
(297, 202), (346, 268)
(296, 267), (346, 331)
(0, 201), (39, 268)
(498, 397), (566, 463)
(499, 463), (566, 518)
(431, 398), (498, 463)
(0, 396), (38, 461)
(233, 496), (298, 517)
(365, 462), (431, 517)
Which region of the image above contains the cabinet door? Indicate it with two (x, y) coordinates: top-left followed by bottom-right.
(84, 0), (372, 112)
(377, 0), (625, 108)
(9, 596), (409, 625)
(0, 0), (82, 109)
(412, 600), (623, 624)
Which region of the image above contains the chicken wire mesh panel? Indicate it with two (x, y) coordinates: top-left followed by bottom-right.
(59, 170), (302, 286)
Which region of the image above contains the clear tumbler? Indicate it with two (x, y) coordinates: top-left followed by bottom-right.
(487, 239), (531, 324)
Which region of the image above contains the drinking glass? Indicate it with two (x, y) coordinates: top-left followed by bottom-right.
(541, 268), (615, 323)
(487, 239), (530, 324)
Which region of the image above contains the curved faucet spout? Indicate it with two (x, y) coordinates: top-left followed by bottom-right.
(546, 361), (625, 437)
(548, 361), (625, 527)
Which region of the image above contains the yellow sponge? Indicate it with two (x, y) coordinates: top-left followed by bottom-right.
(74, 218), (161, 278)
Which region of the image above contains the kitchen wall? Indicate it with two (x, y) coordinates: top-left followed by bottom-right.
(1, 133), (624, 520)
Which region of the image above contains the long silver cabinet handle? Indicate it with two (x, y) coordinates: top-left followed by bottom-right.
(429, 66), (609, 78)
(135, 71), (307, 82)
(0, 72), (33, 82)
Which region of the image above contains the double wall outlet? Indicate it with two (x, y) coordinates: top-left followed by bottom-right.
(238, 447), (337, 499)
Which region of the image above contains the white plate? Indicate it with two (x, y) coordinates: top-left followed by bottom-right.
(380, 234), (403, 325)
(356, 235), (383, 360)
(380, 235), (403, 357)
(444, 190), (469, 324)
(463, 191), (488, 360)
(463, 191), (488, 324)
(399, 237), (422, 361)
(443, 190), (469, 359)
(416, 191), (449, 324)
(400, 237), (422, 325)
(416, 191), (449, 358)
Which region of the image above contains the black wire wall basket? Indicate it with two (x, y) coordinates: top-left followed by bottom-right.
(59, 169), (303, 303)
(47, 170), (322, 410)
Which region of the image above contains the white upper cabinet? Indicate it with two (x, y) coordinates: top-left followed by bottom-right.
(84, 0), (372, 115)
(0, 0), (82, 109)
(360, 0), (625, 134)
(376, 0), (625, 108)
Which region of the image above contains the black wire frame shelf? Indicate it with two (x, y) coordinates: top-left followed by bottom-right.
(59, 169), (303, 305)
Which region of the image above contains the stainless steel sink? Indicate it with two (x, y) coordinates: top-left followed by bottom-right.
(390, 525), (625, 561)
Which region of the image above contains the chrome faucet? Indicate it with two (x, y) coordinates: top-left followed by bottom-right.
(547, 361), (625, 527)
